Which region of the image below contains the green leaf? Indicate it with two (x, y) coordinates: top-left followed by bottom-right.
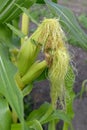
(52, 0), (57, 3)
(11, 124), (22, 130)
(0, 24), (12, 44)
(42, 110), (71, 124)
(27, 103), (53, 122)
(0, 44), (25, 129)
(0, 0), (36, 23)
(0, 98), (12, 130)
(63, 66), (75, 130)
(27, 120), (43, 130)
(78, 14), (87, 29)
(0, 0), (10, 13)
(42, 109), (73, 130)
(15, 4), (38, 25)
(11, 120), (43, 130)
(45, 0), (87, 50)
(35, 68), (48, 82)
(6, 23), (26, 38)
(36, 0), (45, 4)
(80, 79), (87, 99)
(22, 84), (33, 97)
(65, 66), (75, 119)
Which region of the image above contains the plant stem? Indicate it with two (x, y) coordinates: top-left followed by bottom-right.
(63, 122), (69, 130)
(80, 79), (87, 99)
(12, 110), (18, 123)
(21, 12), (29, 44)
(48, 120), (56, 130)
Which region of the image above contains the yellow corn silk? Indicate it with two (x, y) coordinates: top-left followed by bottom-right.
(40, 19), (70, 109)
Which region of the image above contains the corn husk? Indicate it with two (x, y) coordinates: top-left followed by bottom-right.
(21, 60), (47, 86)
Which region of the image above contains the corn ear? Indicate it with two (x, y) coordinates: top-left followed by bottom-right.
(17, 19), (52, 77)
(21, 13), (29, 44)
(17, 19), (50, 76)
(16, 18), (70, 103)
(14, 73), (24, 90)
(21, 60), (47, 86)
(17, 37), (41, 76)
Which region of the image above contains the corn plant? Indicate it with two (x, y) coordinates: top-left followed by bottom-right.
(0, 0), (87, 130)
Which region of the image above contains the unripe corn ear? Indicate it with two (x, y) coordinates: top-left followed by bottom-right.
(21, 13), (29, 44)
(21, 60), (47, 87)
(15, 60), (47, 90)
(15, 73), (24, 90)
(16, 18), (70, 104)
(17, 18), (62, 77)
(17, 38), (40, 77)
(17, 19), (51, 77)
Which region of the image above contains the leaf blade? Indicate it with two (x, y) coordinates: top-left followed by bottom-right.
(0, 98), (12, 130)
(0, 44), (24, 129)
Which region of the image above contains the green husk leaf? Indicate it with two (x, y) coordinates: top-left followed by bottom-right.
(63, 66), (75, 130)
(22, 84), (33, 96)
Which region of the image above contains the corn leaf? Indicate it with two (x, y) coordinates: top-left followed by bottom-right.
(0, 43), (25, 129)
(65, 66), (75, 119)
(42, 109), (73, 130)
(42, 110), (71, 125)
(22, 84), (33, 96)
(0, 0), (36, 23)
(27, 120), (43, 130)
(35, 68), (48, 82)
(63, 66), (75, 130)
(11, 124), (22, 130)
(27, 103), (52, 122)
(36, 0), (45, 3)
(6, 23), (26, 38)
(0, 24), (12, 44)
(11, 120), (43, 130)
(45, 0), (87, 50)
(15, 4), (38, 25)
(52, 0), (57, 3)
(78, 14), (87, 29)
(0, 0), (10, 13)
(0, 98), (12, 130)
